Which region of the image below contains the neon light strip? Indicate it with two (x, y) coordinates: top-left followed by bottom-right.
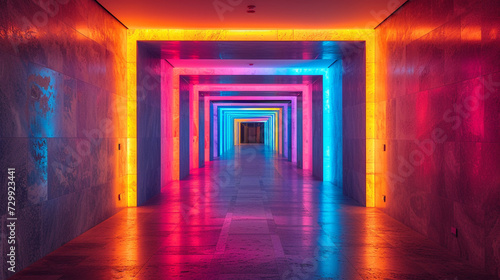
(194, 84), (307, 166)
(188, 79), (316, 174)
(192, 83), (305, 172)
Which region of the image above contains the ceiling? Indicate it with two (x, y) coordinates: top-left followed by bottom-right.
(142, 41), (348, 60)
(180, 75), (321, 85)
(140, 41), (361, 69)
(98, 0), (406, 29)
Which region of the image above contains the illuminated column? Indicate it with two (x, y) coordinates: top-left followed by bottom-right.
(366, 33), (376, 207)
(190, 84), (199, 169)
(303, 84), (312, 170)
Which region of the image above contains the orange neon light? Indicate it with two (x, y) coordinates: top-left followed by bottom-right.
(126, 29), (375, 207)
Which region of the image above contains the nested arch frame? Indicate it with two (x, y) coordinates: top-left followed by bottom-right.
(194, 83), (308, 166)
(212, 104), (288, 159)
(205, 95), (299, 163)
(218, 108), (281, 154)
(181, 70), (327, 184)
(127, 29), (375, 207)
(204, 94), (298, 160)
(212, 102), (292, 158)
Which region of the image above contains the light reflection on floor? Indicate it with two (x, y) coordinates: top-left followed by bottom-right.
(12, 145), (496, 279)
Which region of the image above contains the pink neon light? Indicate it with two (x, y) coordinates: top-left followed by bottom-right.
(174, 68), (316, 180)
(190, 84), (199, 170)
(212, 102), (286, 159)
(203, 94), (299, 163)
(188, 83), (312, 171)
(303, 85), (312, 170)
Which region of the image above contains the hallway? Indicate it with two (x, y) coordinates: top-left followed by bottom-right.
(11, 146), (495, 280)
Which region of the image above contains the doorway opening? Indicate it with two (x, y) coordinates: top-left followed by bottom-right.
(240, 122), (265, 144)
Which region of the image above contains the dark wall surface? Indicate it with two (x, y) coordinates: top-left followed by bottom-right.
(342, 45), (367, 206)
(375, 0), (500, 276)
(0, 0), (127, 278)
(137, 43), (161, 206)
(312, 77), (323, 179)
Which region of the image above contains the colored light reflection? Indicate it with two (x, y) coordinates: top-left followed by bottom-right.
(27, 66), (58, 138)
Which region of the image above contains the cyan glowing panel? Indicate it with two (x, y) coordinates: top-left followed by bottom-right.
(324, 63), (343, 185)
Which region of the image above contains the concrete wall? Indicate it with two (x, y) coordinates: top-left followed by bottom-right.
(287, 103), (292, 161)
(0, 0), (127, 278)
(375, 0), (500, 276)
(342, 45), (367, 205)
(312, 77), (323, 179)
(179, 78), (190, 179)
(136, 43), (161, 206)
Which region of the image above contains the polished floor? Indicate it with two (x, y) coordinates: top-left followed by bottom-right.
(12, 145), (496, 279)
